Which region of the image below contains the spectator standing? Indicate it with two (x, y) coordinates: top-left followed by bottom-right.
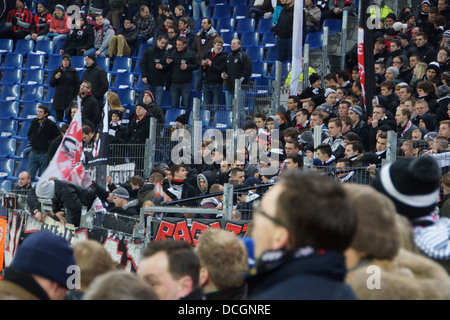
(27, 105), (60, 180)
(222, 38), (253, 125)
(191, 17), (219, 92)
(44, 4), (71, 46)
(107, 16), (138, 57)
(25, 1), (52, 42)
(202, 37), (227, 108)
(166, 36), (199, 111)
(83, 14), (115, 58)
(0, 0), (33, 40)
(273, 0), (294, 62)
(177, 16), (195, 49)
(60, 13), (94, 57)
(77, 80), (101, 129)
(85, 0), (111, 26)
(192, 0), (207, 24)
(0, 231), (76, 300)
(106, 0), (125, 31)
(140, 35), (169, 107)
(49, 54), (81, 122)
(81, 54), (109, 111)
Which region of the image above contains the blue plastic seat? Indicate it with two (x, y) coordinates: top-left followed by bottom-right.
(160, 91), (172, 109)
(232, 5), (251, 20)
(15, 158), (29, 173)
(14, 39), (34, 55)
(164, 108), (186, 128)
(0, 84), (21, 102)
(215, 17), (235, 32)
(110, 57), (132, 75)
(230, 0), (249, 5)
(44, 54), (63, 73)
(189, 109), (211, 127)
(245, 46), (264, 61)
(0, 69), (23, 85)
(0, 120), (19, 137)
(209, 0), (227, 6)
(15, 102), (39, 121)
(34, 39), (54, 55)
(0, 158), (15, 179)
(240, 32), (260, 47)
(261, 32), (276, 47)
(0, 52), (24, 71)
(22, 53), (46, 71)
(114, 88), (136, 108)
(265, 46), (278, 62)
(111, 73), (135, 90)
(213, 4), (232, 20)
(12, 119), (32, 141)
(0, 137), (17, 158)
(18, 85), (44, 103)
(322, 19), (342, 33)
(132, 43), (151, 61)
(20, 69), (45, 87)
(250, 61), (269, 78)
(0, 101), (19, 120)
(95, 56), (110, 71)
(256, 18), (274, 34)
(0, 179), (12, 192)
(38, 86), (56, 106)
(0, 39), (14, 57)
(220, 31), (239, 47)
(236, 18), (255, 33)
(305, 31), (323, 49)
(211, 110), (233, 130)
(70, 55), (86, 71)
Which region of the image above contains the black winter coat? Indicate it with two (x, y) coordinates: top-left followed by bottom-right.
(140, 45), (169, 86)
(202, 49), (227, 85)
(224, 48), (253, 92)
(81, 63), (109, 104)
(167, 47), (199, 84)
(49, 60), (80, 112)
(127, 113), (151, 144)
(27, 116), (60, 153)
(61, 23), (94, 54)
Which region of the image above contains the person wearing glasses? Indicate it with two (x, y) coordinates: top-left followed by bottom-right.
(246, 170), (358, 300)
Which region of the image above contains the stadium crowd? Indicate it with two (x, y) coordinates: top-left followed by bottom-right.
(1, 0), (450, 301)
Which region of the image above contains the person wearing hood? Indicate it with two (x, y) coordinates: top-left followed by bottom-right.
(416, 0), (430, 29)
(60, 13), (94, 56)
(418, 112), (438, 133)
(196, 170), (217, 195)
(343, 183), (450, 300)
(142, 90), (165, 126)
(81, 53), (109, 110)
(26, 1), (52, 42)
(107, 16), (138, 58)
(45, 4), (71, 46)
(35, 179), (97, 227)
(49, 54), (80, 122)
(192, 17), (219, 92)
(83, 13), (115, 58)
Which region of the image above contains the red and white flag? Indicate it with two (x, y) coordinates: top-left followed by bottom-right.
(39, 103), (90, 187)
(357, 26), (366, 106)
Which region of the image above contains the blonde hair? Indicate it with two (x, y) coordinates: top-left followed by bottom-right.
(415, 62), (428, 79)
(107, 92), (125, 113)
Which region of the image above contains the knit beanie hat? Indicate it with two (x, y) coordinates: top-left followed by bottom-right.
(144, 90), (155, 102)
(309, 73), (320, 85)
(426, 62), (441, 76)
(343, 184), (401, 260)
(112, 187), (130, 199)
(402, 12), (414, 23)
(55, 4), (65, 12)
(86, 53), (96, 62)
(387, 66), (399, 78)
(371, 156), (441, 220)
(349, 105), (363, 117)
(317, 102), (333, 114)
(11, 231), (76, 287)
(35, 180), (55, 199)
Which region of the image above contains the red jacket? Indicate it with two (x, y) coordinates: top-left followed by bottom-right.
(49, 13), (71, 34)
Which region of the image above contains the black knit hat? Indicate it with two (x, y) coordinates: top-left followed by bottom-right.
(309, 73), (320, 85)
(371, 156), (441, 220)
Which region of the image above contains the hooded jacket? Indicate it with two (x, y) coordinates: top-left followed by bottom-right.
(196, 170), (217, 195)
(192, 26), (219, 62)
(118, 24), (138, 55)
(93, 18), (115, 51)
(62, 21), (94, 53)
(49, 54), (80, 112)
(49, 12), (71, 34)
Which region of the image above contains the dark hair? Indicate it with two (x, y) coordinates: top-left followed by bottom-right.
(316, 143), (332, 157)
(276, 171), (356, 251)
(286, 153), (303, 167)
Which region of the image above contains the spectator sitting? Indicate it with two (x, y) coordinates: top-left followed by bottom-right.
(44, 4), (71, 46)
(25, 1), (52, 42)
